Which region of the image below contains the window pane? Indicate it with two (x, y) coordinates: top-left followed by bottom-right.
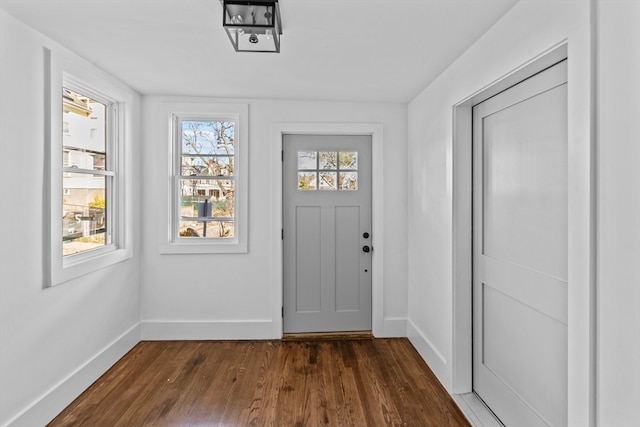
(179, 121), (236, 239)
(179, 179), (235, 219)
(297, 151), (316, 170)
(298, 172), (317, 190)
(62, 174), (107, 256)
(319, 151), (337, 170)
(62, 88), (109, 258)
(339, 151), (358, 170)
(63, 148), (106, 171)
(179, 221), (234, 238)
(62, 88), (106, 169)
(181, 155), (233, 177)
(63, 89), (106, 151)
(319, 172), (337, 190)
(339, 172), (358, 190)
(182, 120), (235, 156)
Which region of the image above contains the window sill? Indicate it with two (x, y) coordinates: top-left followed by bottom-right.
(50, 246), (133, 286)
(159, 241), (248, 255)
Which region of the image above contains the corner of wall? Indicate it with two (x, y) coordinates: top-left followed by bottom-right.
(4, 324), (141, 427)
(407, 319), (451, 392)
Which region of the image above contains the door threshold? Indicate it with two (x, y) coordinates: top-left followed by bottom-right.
(282, 331), (373, 341)
(453, 392), (503, 427)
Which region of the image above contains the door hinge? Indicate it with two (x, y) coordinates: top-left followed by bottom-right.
(282, 228), (284, 240)
(281, 306), (284, 318)
(281, 150), (284, 161)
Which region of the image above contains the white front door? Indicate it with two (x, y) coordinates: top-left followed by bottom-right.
(472, 60), (568, 426)
(283, 134), (372, 333)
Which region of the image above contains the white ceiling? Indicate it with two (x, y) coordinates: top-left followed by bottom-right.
(0, 0), (518, 103)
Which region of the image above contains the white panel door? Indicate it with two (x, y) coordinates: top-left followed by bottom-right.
(283, 134), (372, 333)
(473, 60), (568, 426)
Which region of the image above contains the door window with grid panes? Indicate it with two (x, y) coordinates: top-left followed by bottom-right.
(297, 151), (359, 191)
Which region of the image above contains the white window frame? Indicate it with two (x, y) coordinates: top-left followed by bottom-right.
(46, 50), (133, 286)
(158, 103), (248, 254)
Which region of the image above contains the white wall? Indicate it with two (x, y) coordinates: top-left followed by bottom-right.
(596, 1), (640, 425)
(407, 0), (640, 426)
(141, 96), (409, 339)
(0, 11), (142, 427)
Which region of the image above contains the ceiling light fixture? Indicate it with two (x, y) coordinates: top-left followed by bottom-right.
(222, 0), (282, 53)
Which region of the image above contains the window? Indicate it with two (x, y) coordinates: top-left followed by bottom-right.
(158, 102), (248, 254)
(297, 151), (359, 191)
(62, 88), (110, 256)
(176, 119), (237, 239)
(46, 49), (133, 286)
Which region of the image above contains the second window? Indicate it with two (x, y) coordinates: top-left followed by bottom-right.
(175, 117), (237, 239)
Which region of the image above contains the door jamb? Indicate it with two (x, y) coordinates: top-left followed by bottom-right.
(271, 123), (384, 338)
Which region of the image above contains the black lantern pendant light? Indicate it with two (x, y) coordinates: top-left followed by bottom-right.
(222, 0), (282, 53)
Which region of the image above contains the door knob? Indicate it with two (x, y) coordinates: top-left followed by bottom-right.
(363, 245), (371, 253)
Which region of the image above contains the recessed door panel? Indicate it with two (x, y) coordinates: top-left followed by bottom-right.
(295, 206), (321, 313)
(482, 85), (568, 281)
(482, 284), (568, 427)
(336, 206), (361, 312)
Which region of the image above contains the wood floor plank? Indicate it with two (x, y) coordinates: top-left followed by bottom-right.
(354, 341), (405, 426)
(316, 342), (346, 426)
(48, 338), (469, 427)
(328, 341), (369, 426)
(165, 341), (226, 425)
(237, 341), (277, 426)
(181, 341), (241, 424)
(110, 341), (196, 426)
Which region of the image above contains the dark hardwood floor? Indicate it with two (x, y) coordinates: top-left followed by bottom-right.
(48, 338), (470, 426)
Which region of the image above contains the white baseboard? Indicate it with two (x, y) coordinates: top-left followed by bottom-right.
(141, 320), (274, 340)
(5, 324), (141, 427)
(407, 319), (451, 391)
(378, 317), (408, 337)
(142, 319), (404, 340)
